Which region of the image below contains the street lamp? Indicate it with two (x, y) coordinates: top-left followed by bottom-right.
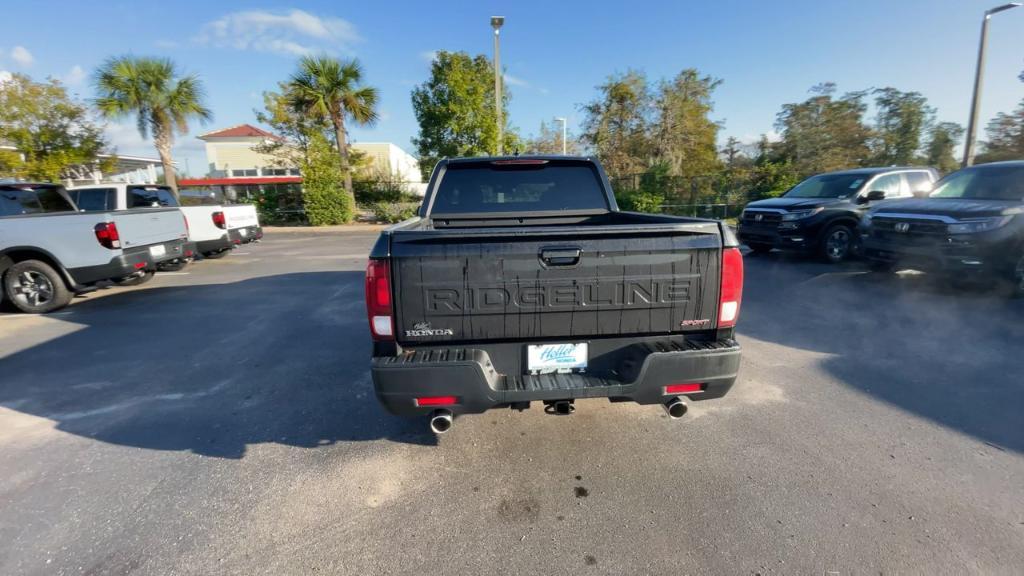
(963, 3), (1021, 167)
(491, 16), (505, 156)
(554, 117), (567, 155)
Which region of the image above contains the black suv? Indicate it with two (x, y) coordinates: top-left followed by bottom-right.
(861, 161), (1024, 295)
(737, 167), (938, 262)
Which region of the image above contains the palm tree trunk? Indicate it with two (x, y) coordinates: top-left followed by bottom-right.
(153, 125), (179, 199)
(332, 114), (355, 202)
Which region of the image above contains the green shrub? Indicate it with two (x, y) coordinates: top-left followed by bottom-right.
(302, 134), (353, 225)
(371, 202), (419, 223)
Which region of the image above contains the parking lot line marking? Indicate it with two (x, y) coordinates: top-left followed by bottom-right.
(158, 272), (191, 276)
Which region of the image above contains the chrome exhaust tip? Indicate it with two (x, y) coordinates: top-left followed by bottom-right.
(429, 409), (453, 434)
(663, 397), (688, 419)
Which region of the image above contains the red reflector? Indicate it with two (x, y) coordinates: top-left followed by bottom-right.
(416, 396), (457, 407)
(133, 262), (147, 269)
(665, 383), (704, 394)
(718, 247), (744, 328)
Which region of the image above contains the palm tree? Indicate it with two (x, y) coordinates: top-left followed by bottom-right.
(93, 56), (212, 194)
(287, 55), (379, 200)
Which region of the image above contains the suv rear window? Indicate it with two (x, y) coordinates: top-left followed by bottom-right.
(129, 186), (179, 208)
(0, 185), (76, 216)
(430, 160), (609, 216)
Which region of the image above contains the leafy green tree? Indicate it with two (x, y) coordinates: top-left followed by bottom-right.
(93, 56), (211, 194)
(773, 83), (872, 176)
(287, 56), (379, 203)
(870, 87), (933, 165)
(301, 132), (354, 225)
(411, 51), (518, 179)
(579, 70), (652, 179)
(0, 73), (111, 182)
(651, 69), (723, 179)
(525, 120), (579, 155)
(924, 121), (964, 174)
(254, 83), (331, 168)
(977, 98), (1024, 163)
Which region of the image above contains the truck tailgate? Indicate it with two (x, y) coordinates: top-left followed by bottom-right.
(391, 225), (722, 343)
(113, 208), (187, 248)
(222, 205), (259, 230)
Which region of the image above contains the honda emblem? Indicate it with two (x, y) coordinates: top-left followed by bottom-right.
(754, 213), (764, 222)
(894, 222), (910, 233)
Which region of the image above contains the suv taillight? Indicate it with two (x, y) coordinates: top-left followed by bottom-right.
(366, 259), (394, 341)
(212, 211), (226, 229)
(719, 247), (744, 328)
(94, 222), (121, 249)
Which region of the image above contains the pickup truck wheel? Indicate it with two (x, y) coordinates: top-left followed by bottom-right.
(1011, 254), (1024, 298)
(3, 260), (73, 314)
(821, 224), (854, 263)
(114, 271), (155, 287)
(202, 249), (230, 260)
(747, 242), (773, 254)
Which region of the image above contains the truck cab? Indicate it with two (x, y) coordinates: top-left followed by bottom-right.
(738, 167), (938, 262)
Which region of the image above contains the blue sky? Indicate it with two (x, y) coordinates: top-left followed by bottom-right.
(1, 0), (1021, 176)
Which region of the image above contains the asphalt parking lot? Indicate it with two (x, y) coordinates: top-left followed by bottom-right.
(2, 229), (1023, 575)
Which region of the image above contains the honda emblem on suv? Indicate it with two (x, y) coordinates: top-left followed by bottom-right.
(754, 213), (763, 222)
(895, 222), (910, 233)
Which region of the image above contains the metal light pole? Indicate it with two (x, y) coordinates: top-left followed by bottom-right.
(963, 3), (1021, 167)
(491, 16), (505, 156)
(554, 117), (567, 155)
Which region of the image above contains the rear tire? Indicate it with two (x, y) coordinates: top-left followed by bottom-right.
(202, 249), (230, 260)
(747, 242), (773, 254)
(114, 270), (155, 287)
(3, 260), (73, 314)
(820, 224), (854, 263)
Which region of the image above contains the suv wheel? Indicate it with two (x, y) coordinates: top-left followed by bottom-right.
(821, 224), (854, 263)
(3, 260), (73, 314)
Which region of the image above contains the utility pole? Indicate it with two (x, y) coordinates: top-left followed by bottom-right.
(963, 3), (1020, 167)
(491, 16), (505, 156)
(554, 117), (567, 155)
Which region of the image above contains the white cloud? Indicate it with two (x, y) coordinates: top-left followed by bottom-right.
(419, 50), (438, 63)
(0, 70), (12, 84)
(503, 73), (528, 87)
(63, 65), (86, 86)
(11, 45), (33, 67)
(196, 9), (362, 56)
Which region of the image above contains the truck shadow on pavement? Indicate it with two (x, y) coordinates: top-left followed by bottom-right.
(0, 271), (437, 458)
(740, 251), (1024, 453)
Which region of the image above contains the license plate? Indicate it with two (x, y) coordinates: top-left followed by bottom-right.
(527, 343), (588, 374)
(239, 228), (248, 237)
(149, 245), (166, 258)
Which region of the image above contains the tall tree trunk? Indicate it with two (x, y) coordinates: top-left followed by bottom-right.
(332, 113), (354, 203)
(153, 125), (178, 199)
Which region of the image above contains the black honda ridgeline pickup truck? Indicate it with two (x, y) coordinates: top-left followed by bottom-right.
(366, 156), (743, 433)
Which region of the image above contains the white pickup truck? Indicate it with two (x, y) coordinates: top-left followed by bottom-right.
(1, 183), (190, 313)
(70, 184), (263, 261)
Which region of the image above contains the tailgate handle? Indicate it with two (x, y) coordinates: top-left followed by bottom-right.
(540, 247), (582, 267)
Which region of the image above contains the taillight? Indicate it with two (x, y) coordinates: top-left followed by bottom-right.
(212, 211), (226, 229)
(94, 222), (121, 249)
(366, 259), (394, 340)
(718, 247), (744, 328)
(665, 383), (704, 395)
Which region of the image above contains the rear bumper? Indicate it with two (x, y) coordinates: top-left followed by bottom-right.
(372, 338), (741, 416)
(196, 235), (232, 254)
(229, 225), (263, 245)
(66, 238), (187, 287)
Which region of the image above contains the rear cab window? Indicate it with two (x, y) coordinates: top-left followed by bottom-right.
(0, 185), (76, 216)
(429, 159), (609, 216)
(71, 188), (116, 211)
(129, 186), (179, 208)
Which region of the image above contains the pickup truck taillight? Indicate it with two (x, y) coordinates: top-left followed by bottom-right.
(366, 259), (395, 340)
(718, 247), (744, 328)
(212, 211), (226, 229)
(94, 222), (121, 249)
